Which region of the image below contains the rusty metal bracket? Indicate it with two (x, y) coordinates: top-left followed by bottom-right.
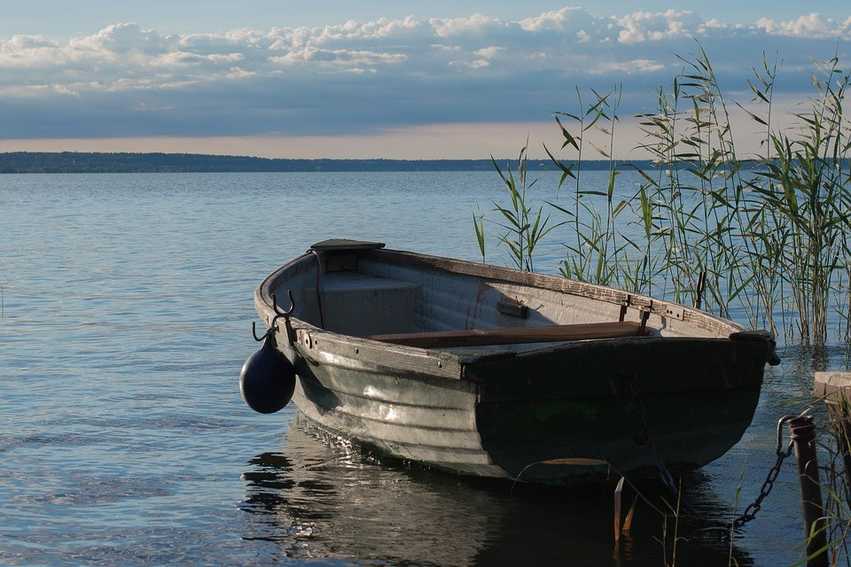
(619, 295), (632, 322)
(638, 303), (652, 334)
(498, 297), (529, 319)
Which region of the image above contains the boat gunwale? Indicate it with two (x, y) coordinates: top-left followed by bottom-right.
(255, 247), (746, 380)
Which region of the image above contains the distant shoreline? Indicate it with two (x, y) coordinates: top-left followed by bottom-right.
(0, 151), (793, 174)
(0, 151), (661, 173)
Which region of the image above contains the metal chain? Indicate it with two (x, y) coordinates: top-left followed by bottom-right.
(733, 415), (798, 528)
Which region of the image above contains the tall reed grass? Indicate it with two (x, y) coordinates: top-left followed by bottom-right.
(475, 49), (850, 346)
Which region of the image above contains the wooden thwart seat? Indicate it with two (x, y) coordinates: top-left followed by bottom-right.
(370, 321), (643, 349)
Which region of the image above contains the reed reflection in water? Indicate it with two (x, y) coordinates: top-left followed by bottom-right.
(240, 416), (752, 566)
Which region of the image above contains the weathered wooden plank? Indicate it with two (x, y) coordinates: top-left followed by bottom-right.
(370, 321), (642, 348)
(814, 372), (851, 403)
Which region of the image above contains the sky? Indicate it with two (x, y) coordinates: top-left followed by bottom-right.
(0, 2), (849, 158)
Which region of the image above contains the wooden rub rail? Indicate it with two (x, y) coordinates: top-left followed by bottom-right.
(370, 321), (643, 349)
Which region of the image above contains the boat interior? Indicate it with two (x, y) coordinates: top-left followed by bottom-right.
(267, 242), (737, 355)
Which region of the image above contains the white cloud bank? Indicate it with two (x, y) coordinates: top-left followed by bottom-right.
(0, 7), (846, 139)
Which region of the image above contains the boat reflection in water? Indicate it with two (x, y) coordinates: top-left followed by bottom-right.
(240, 415), (754, 566)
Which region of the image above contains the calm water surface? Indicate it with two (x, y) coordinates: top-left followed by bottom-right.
(1, 172), (849, 566)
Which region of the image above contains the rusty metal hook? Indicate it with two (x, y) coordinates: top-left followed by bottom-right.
(776, 412), (809, 456)
(251, 290), (297, 343)
(252, 321), (270, 342)
(272, 290), (296, 319)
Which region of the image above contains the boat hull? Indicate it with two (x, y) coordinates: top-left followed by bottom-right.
(284, 335), (764, 484)
(254, 246), (772, 484)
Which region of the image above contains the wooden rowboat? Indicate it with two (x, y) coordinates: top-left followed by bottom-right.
(251, 239), (777, 484)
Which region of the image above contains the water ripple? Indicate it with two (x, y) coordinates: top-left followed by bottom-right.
(1, 172), (848, 565)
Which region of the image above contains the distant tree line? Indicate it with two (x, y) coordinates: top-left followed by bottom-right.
(0, 151), (666, 173)
(0, 151), (833, 174)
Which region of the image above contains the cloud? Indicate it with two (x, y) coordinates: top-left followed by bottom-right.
(519, 6), (597, 33)
(430, 14), (505, 38)
(594, 59), (666, 74)
(616, 10), (699, 44)
(755, 13), (851, 39)
(0, 8), (846, 139)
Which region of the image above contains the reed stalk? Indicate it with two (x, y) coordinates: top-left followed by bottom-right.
(474, 48), (850, 346)
(488, 141), (562, 272)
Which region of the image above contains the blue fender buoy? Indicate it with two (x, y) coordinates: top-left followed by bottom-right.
(240, 333), (296, 414)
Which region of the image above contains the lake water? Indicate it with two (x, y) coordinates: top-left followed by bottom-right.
(1, 171), (849, 566)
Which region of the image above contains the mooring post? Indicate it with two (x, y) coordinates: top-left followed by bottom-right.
(789, 415), (829, 567)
